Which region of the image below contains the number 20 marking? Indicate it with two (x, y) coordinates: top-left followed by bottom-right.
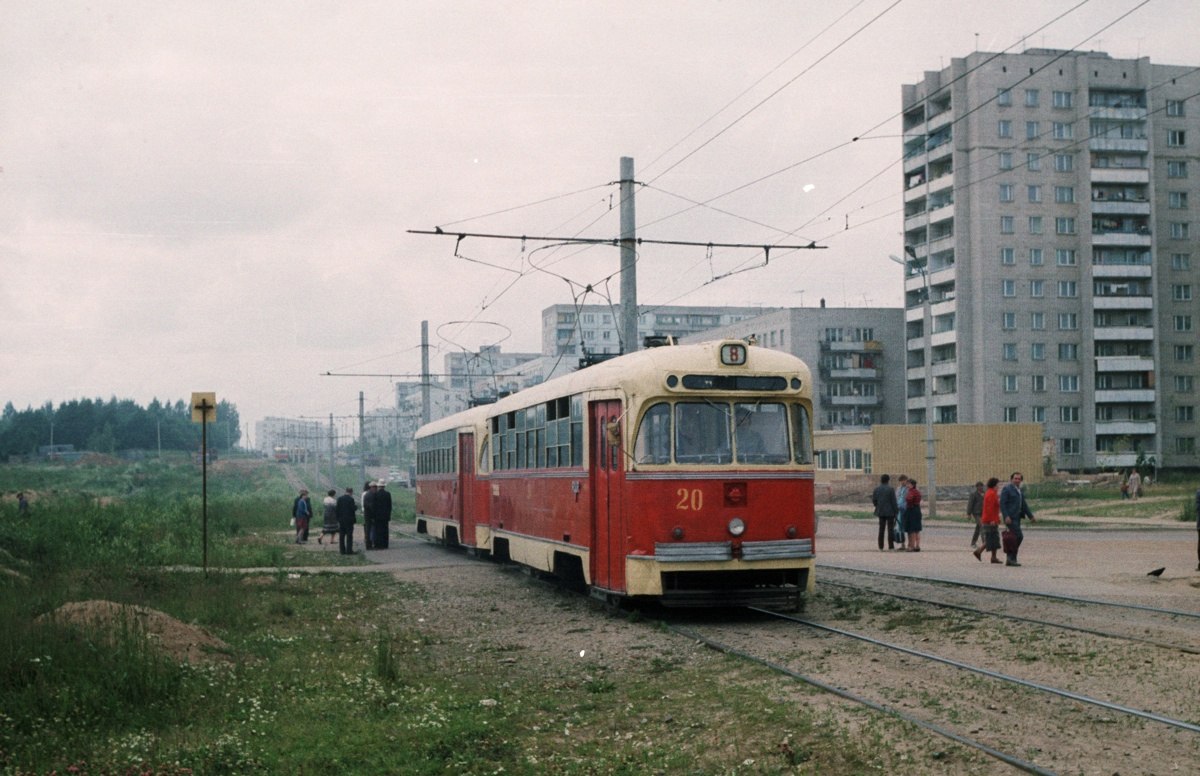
(676, 488), (703, 510)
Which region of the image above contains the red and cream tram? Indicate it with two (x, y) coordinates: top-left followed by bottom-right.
(413, 339), (815, 608)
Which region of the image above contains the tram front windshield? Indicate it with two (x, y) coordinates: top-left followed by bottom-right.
(634, 401), (797, 465)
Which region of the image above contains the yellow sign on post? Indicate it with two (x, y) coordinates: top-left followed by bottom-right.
(191, 392), (217, 423)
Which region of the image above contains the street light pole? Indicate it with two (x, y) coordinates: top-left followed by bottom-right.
(891, 248), (937, 519)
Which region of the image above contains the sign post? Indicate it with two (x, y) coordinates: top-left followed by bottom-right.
(191, 392), (217, 575)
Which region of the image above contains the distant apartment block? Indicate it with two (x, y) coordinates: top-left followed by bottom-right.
(901, 49), (1200, 469)
(542, 304), (778, 358)
(255, 416), (323, 455)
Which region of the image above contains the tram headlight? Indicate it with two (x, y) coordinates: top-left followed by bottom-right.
(672, 526), (685, 540)
(727, 517), (746, 537)
(786, 524), (798, 539)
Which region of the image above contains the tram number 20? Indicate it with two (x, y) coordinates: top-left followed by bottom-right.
(675, 488), (703, 511)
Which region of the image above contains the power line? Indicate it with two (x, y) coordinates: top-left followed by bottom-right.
(407, 228), (825, 251)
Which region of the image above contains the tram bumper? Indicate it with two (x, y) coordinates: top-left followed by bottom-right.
(626, 539), (814, 608)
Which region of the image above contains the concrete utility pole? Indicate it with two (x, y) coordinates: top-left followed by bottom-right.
(891, 247), (938, 520)
(358, 391), (367, 488)
(420, 320), (431, 425)
(619, 156), (638, 354)
(328, 413), (336, 489)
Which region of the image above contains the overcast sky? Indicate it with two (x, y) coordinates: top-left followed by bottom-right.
(3, 0), (1197, 443)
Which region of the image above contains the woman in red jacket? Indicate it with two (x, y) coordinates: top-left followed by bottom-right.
(904, 480), (923, 551)
(973, 477), (1003, 563)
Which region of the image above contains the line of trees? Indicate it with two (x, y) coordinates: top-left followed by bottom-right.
(0, 397), (242, 459)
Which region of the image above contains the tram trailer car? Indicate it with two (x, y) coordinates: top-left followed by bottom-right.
(414, 339), (816, 609)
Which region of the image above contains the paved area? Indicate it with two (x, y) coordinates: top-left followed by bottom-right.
(817, 515), (1200, 612)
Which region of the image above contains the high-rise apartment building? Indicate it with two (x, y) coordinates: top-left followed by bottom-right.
(901, 50), (1199, 470)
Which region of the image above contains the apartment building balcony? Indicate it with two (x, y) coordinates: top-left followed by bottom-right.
(930, 360), (957, 378)
(821, 340), (876, 353)
(826, 394), (881, 407)
(1093, 326), (1154, 340)
(1090, 167), (1149, 185)
(905, 393), (957, 412)
(1091, 231), (1152, 247)
(1096, 452), (1139, 468)
(1089, 137), (1149, 153)
(927, 107), (953, 132)
(1092, 263), (1152, 279)
(1095, 389), (1155, 404)
(1090, 106), (1148, 122)
(1095, 420), (1157, 436)
(1095, 355), (1155, 372)
(1093, 295), (1153, 310)
(1092, 200), (1150, 216)
(829, 367), (881, 380)
(930, 329), (956, 348)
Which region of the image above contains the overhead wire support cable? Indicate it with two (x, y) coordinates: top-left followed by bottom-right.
(407, 229), (825, 251)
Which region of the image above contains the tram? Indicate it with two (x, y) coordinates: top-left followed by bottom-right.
(413, 339), (816, 609)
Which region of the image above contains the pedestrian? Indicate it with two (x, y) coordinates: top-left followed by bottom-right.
(904, 479), (923, 551)
(362, 481), (377, 550)
(17, 492), (29, 516)
(291, 488), (312, 544)
(1128, 469), (1141, 501)
(319, 489), (338, 545)
(895, 475), (909, 549)
(1194, 485), (1200, 572)
(1120, 471), (1131, 500)
(967, 480), (985, 548)
(973, 477), (1003, 563)
(336, 487), (358, 555)
(872, 474), (898, 551)
(374, 480), (393, 549)
(999, 471), (1036, 566)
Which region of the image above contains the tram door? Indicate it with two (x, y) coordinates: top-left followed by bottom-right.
(590, 400), (627, 592)
(457, 433), (476, 547)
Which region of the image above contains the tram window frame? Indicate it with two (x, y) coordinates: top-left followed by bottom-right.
(733, 402), (792, 464)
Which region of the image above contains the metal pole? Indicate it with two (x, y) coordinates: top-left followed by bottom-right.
(922, 269), (937, 519)
(359, 391), (367, 488)
(329, 413), (336, 489)
(201, 411), (208, 575)
(619, 156), (638, 353)
(420, 320), (431, 425)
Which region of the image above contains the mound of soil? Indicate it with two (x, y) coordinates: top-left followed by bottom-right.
(41, 600), (234, 666)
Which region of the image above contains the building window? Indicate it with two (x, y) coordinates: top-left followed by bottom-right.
(1025, 89), (1039, 107)
(1002, 280), (1016, 297)
(1177, 438), (1197, 454)
(1060, 438), (1081, 455)
(1059, 375), (1080, 392)
(1002, 312), (1016, 330)
(1168, 129), (1186, 147)
(1173, 284), (1193, 301)
(1176, 406), (1195, 422)
(1170, 222), (1190, 240)
(1052, 122), (1073, 139)
(1053, 90), (1074, 109)
(1055, 217), (1076, 235)
(1029, 216), (1043, 234)
(1030, 279), (1044, 298)
(1000, 247), (1015, 265)
(1032, 406), (1046, 422)
(1055, 186), (1075, 203)
(1167, 160), (1188, 178)
(999, 151), (1013, 170)
(1056, 248), (1077, 266)
(1057, 280), (1078, 298)
(998, 119), (1013, 138)
(1026, 121), (1040, 140)
(999, 183), (1014, 202)
(1059, 406), (1080, 423)
(1055, 154), (1074, 172)
(1003, 407), (1019, 423)
(1028, 185), (1042, 203)
(1166, 99), (1186, 117)
(1000, 215), (1014, 234)
(1032, 374), (1047, 392)
(1003, 375), (1018, 392)
(1175, 315), (1194, 332)
(1029, 248), (1044, 266)
(1172, 253), (1191, 270)
(997, 88), (1012, 107)
(1003, 343), (1018, 361)
(1031, 342), (1046, 360)
(1058, 342), (1079, 359)
(1027, 152), (1041, 171)
(1031, 311), (1045, 329)
(1176, 375), (1195, 393)
(1175, 344), (1194, 361)
(1168, 191), (1188, 209)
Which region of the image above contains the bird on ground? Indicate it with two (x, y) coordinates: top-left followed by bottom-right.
(1146, 567), (1165, 577)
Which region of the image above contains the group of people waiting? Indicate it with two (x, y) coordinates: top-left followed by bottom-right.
(873, 471), (1035, 566)
(292, 480), (394, 555)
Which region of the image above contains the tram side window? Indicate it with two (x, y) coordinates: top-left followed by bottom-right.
(675, 402), (731, 464)
(791, 405), (814, 464)
(634, 402), (672, 464)
(734, 402), (790, 464)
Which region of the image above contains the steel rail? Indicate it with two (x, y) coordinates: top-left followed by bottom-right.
(819, 563), (1200, 619)
(668, 624), (1058, 776)
(817, 578), (1200, 655)
(748, 607), (1200, 735)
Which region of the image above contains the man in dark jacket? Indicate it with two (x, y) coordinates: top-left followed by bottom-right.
(361, 481), (377, 550)
(373, 481), (393, 549)
(335, 487), (358, 555)
(999, 472), (1036, 566)
(967, 481), (986, 548)
(871, 474), (898, 551)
